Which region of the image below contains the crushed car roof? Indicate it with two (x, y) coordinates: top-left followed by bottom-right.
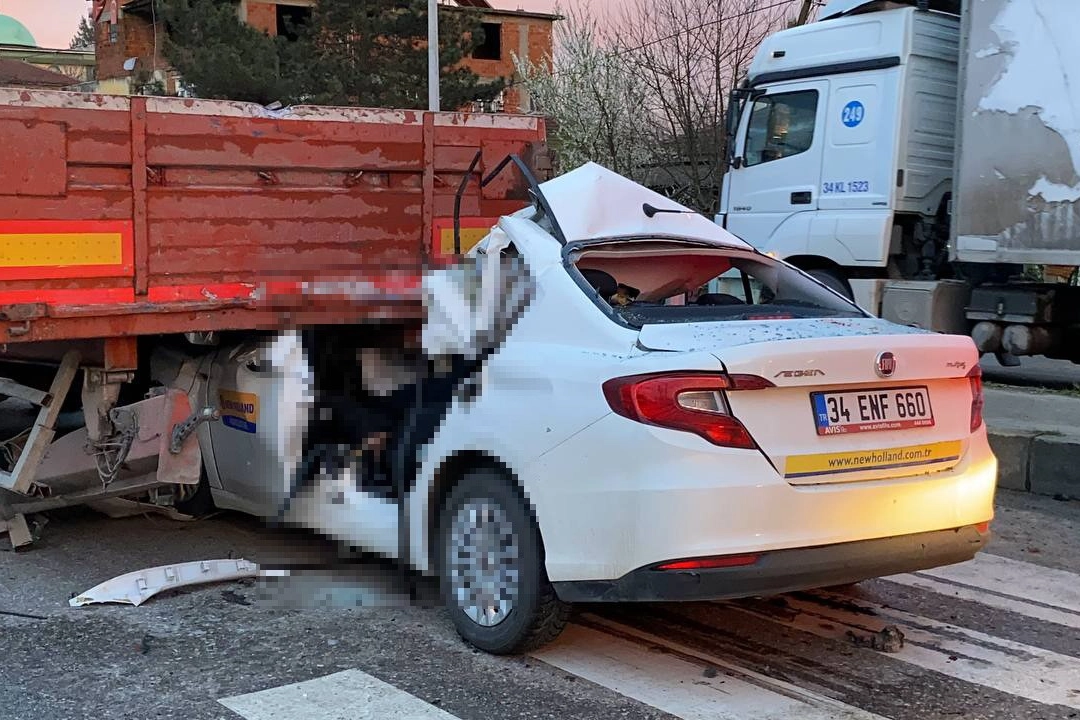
(536, 163), (753, 250)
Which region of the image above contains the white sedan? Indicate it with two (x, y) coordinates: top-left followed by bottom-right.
(187, 163), (997, 656)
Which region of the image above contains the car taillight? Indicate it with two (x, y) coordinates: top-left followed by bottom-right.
(602, 372), (770, 449)
(655, 553), (760, 571)
(968, 365), (984, 432)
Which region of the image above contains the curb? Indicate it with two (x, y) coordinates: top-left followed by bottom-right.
(987, 426), (1080, 499)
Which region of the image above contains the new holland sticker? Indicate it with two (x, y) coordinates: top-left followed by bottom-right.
(219, 391), (259, 434)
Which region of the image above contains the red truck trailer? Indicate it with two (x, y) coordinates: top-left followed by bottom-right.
(0, 88), (547, 546)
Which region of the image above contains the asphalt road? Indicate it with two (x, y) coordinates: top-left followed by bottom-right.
(981, 354), (1080, 390)
(2, 490), (1079, 720)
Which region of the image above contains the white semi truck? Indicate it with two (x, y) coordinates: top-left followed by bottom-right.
(718, 0), (1079, 365)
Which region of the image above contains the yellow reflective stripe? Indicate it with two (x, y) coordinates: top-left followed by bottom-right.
(0, 233), (125, 267)
(439, 227), (489, 255)
(785, 440), (963, 479)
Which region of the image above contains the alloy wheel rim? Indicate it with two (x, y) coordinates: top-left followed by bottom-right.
(446, 497), (521, 627)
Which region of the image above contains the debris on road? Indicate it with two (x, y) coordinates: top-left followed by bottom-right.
(69, 558), (259, 607)
(846, 625), (906, 653)
(220, 589), (253, 606)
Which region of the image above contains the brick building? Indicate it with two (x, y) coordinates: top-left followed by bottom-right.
(90, 0), (556, 111)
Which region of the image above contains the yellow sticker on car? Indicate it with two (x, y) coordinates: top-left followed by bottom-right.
(219, 390), (259, 434)
(785, 440), (963, 480)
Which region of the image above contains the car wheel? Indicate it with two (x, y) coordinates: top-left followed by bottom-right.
(807, 268), (854, 301)
(437, 468), (570, 655)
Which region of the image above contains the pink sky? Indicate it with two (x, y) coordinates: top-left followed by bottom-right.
(2, 0), (573, 51)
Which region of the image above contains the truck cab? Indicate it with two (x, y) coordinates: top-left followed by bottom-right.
(719, 0), (961, 300)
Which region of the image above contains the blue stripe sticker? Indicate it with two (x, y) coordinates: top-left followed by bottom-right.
(223, 415), (257, 434)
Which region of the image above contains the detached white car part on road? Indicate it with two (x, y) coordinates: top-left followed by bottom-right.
(197, 163), (997, 655)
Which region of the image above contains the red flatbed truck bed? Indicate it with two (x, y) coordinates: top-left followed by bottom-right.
(0, 88), (546, 352)
(0, 89), (547, 545)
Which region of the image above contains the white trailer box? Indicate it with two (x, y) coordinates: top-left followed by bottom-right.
(952, 0), (1080, 267)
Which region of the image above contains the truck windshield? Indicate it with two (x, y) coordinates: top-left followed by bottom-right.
(570, 242), (863, 327)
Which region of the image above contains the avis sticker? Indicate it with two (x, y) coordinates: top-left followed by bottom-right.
(219, 390), (259, 433)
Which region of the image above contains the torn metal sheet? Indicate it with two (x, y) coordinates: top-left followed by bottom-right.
(421, 243), (535, 360)
(535, 163), (751, 249)
(69, 558), (258, 607)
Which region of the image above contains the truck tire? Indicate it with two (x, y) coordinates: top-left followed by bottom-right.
(807, 268), (854, 301)
(437, 468), (570, 654)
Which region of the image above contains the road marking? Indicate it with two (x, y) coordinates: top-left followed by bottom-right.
(886, 552), (1080, 629)
(726, 591), (1080, 710)
(532, 619), (885, 720)
(218, 669), (461, 720)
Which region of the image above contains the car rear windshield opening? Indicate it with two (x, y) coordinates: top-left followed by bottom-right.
(570, 242), (863, 327)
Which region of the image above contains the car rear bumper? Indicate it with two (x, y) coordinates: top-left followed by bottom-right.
(529, 412), (997, 583)
(552, 523), (989, 603)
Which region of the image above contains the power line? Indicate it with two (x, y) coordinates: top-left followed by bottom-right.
(614, 0), (808, 56)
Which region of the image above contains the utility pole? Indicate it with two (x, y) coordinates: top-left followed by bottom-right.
(428, 0), (441, 112)
(795, 0), (815, 25)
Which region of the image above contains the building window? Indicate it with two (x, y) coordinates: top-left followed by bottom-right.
(276, 5), (312, 41)
(109, 24), (119, 44)
(472, 22), (502, 60)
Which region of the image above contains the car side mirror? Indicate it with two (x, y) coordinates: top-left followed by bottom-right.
(731, 156), (744, 170)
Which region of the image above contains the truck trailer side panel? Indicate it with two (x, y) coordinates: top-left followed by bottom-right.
(952, 0), (1080, 266)
(0, 89), (547, 349)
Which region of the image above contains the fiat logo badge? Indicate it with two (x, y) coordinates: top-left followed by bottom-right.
(876, 351), (897, 378)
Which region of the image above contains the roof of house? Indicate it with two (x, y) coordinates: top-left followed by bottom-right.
(0, 58), (75, 88)
(474, 7), (561, 21)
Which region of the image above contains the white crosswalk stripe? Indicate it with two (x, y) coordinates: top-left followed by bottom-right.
(885, 552), (1080, 630)
(219, 669), (462, 720)
(533, 620), (887, 720)
(218, 552), (1080, 719)
(724, 590), (1080, 710)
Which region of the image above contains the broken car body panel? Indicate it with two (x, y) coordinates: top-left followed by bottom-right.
(69, 559), (259, 607)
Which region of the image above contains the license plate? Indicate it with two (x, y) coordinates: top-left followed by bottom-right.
(811, 386), (934, 436)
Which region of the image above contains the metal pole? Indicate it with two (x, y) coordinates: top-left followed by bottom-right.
(428, 0), (441, 112)
(795, 0), (814, 26)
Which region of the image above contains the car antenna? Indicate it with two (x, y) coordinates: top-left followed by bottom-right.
(642, 203), (699, 218)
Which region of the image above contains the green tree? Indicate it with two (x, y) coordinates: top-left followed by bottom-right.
(295, 0), (505, 109)
(159, 0), (300, 105)
(157, 0), (504, 110)
(70, 15), (96, 50)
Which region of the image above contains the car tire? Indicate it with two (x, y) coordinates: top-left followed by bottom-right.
(437, 468), (570, 655)
(807, 267), (854, 301)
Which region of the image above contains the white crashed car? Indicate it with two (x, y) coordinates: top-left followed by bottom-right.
(196, 163), (997, 655)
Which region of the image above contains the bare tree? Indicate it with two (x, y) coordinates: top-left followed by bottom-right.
(513, 7), (655, 181)
(516, 0), (798, 214)
(614, 0), (793, 214)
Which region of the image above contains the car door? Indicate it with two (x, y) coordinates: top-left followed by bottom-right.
(722, 80), (828, 250)
(204, 337), (306, 517)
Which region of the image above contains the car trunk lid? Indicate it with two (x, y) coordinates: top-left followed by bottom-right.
(637, 319), (981, 485)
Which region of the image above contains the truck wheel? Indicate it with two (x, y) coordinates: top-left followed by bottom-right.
(437, 468), (570, 655)
(807, 268), (854, 301)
